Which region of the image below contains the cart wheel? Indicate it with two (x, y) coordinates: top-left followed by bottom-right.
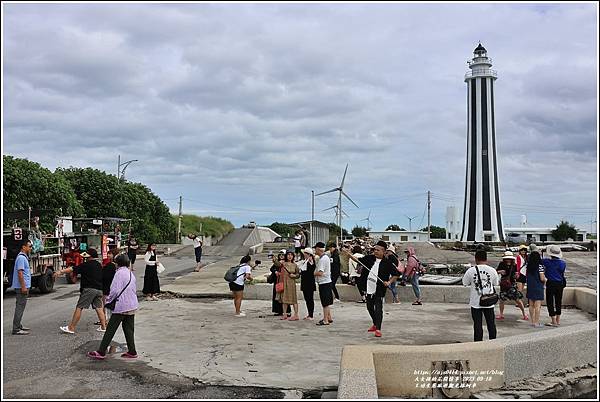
(38, 269), (55, 293)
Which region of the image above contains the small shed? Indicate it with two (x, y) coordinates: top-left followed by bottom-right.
(290, 220), (330, 246)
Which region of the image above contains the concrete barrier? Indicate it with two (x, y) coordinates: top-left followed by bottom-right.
(337, 286), (597, 399)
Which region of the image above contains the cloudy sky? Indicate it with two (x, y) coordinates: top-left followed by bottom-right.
(2, 2), (598, 234)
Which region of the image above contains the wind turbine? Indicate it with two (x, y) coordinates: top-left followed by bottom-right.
(361, 210), (373, 230)
(323, 205), (349, 223)
(315, 164), (359, 244)
(404, 214), (419, 231)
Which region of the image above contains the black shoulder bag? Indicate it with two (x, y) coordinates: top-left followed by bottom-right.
(475, 265), (499, 307)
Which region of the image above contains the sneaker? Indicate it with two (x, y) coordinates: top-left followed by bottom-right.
(60, 326), (75, 334)
(496, 315), (505, 320)
(367, 325), (377, 332)
(96, 327), (106, 333)
(20, 326), (31, 331)
(334, 298), (341, 303)
(12, 329), (29, 335)
(86, 351), (106, 360)
(152, 295), (159, 301)
(374, 330), (382, 337)
(121, 352), (138, 359)
(235, 312), (246, 317)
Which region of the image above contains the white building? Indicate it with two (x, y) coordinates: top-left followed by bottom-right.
(504, 227), (588, 243)
(367, 230), (430, 243)
(446, 206), (461, 240)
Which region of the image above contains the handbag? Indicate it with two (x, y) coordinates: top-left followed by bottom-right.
(105, 272), (132, 311)
(156, 262), (165, 274)
(475, 265), (498, 307)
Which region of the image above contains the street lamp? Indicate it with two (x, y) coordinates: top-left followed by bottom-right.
(117, 154), (139, 181)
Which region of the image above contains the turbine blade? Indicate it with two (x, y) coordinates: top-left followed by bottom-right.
(341, 190), (359, 208)
(340, 164), (349, 189)
(322, 206), (337, 212)
(315, 188), (338, 196)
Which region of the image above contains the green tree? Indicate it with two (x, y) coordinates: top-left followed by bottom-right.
(352, 225), (369, 237)
(420, 225), (447, 239)
(3, 156), (84, 231)
(386, 224), (405, 231)
(327, 222), (348, 242)
(56, 167), (176, 243)
(268, 222), (298, 237)
(552, 221), (577, 241)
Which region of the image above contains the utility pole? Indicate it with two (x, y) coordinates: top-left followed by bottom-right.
(177, 196), (182, 244)
(311, 190), (314, 246)
(427, 190), (431, 241)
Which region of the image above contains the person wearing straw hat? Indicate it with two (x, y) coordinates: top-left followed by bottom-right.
(542, 245), (567, 327)
(343, 240), (400, 338)
(496, 251), (528, 321)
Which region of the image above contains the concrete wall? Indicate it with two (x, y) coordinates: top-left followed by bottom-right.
(337, 286), (597, 399)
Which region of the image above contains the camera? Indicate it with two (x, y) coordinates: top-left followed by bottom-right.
(254, 260), (261, 266)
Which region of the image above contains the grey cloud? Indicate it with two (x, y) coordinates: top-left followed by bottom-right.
(3, 3), (597, 229)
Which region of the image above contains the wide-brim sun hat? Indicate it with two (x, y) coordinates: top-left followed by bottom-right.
(502, 251), (516, 260)
(518, 244), (528, 251)
(546, 244), (563, 259)
(301, 247), (315, 256)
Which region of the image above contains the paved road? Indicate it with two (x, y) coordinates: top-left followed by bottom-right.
(2, 256), (287, 399)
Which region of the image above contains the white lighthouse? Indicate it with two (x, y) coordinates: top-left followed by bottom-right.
(460, 43), (504, 243)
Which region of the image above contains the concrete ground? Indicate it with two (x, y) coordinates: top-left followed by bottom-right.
(131, 249), (597, 394)
(128, 297), (595, 393)
(3, 246), (596, 398)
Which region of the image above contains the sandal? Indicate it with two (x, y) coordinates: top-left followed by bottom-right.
(495, 315), (505, 320)
(316, 320), (330, 326)
(412, 301), (422, 305)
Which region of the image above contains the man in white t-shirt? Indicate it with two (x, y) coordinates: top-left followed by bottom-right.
(314, 242), (333, 326)
(462, 249), (500, 342)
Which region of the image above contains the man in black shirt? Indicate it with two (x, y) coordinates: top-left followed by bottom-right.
(328, 243), (342, 302)
(343, 240), (400, 338)
(55, 248), (107, 334)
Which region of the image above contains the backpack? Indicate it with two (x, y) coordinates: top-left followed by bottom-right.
(224, 265), (245, 282)
(411, 255), (426, 275)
